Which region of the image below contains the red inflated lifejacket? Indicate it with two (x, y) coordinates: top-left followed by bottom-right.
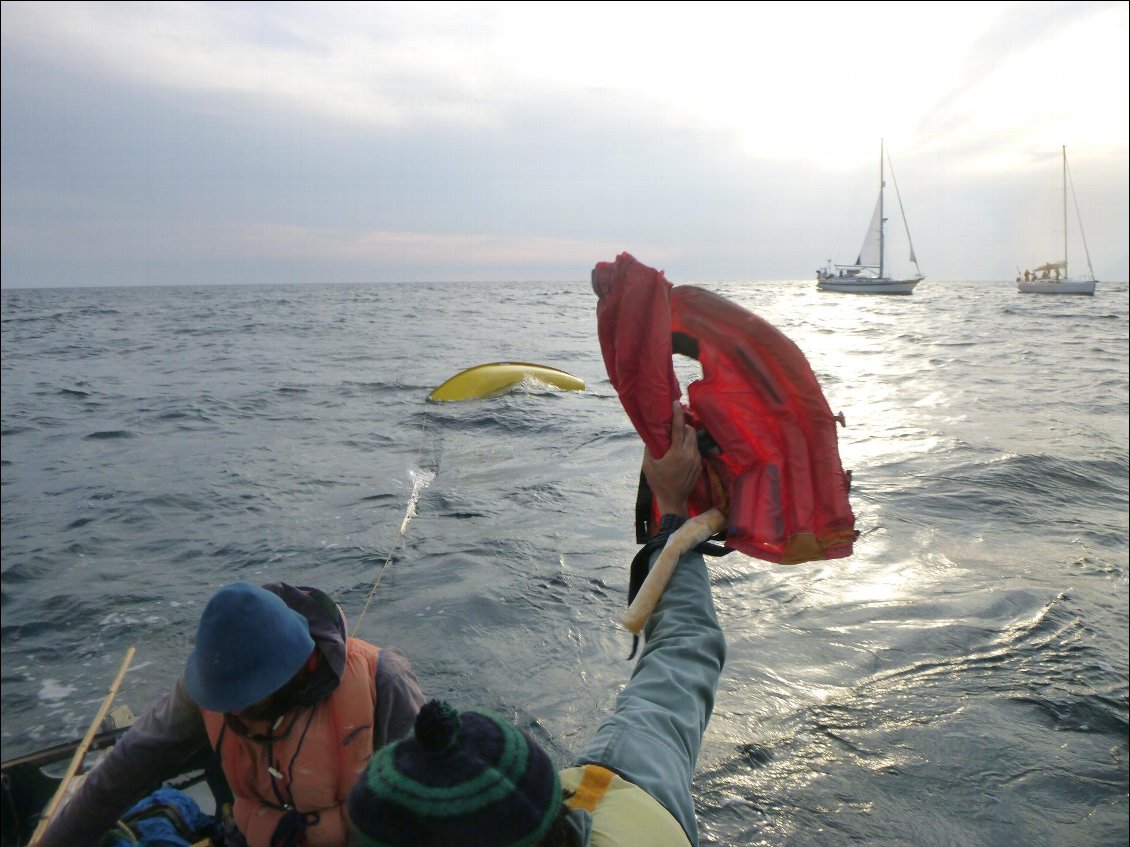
(593, 252), (856, 564)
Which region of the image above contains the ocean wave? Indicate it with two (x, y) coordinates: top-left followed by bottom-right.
(2, 279), (1125, 845)
(83, 429), (137, 440)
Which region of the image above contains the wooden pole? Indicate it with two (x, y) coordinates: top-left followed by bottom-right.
(30, 646), (136, 845)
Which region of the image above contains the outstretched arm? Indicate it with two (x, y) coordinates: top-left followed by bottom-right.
(622, 402), (720, 635)
(575, 402), (725, 845)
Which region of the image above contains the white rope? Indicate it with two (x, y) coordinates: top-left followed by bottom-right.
(354, 412), (436, 633)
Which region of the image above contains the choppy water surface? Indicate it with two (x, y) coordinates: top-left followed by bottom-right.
(2, 278), (1127, 846)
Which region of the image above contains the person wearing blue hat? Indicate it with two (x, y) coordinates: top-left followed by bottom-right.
(37, 580), (426, 847)
(348, 402), (725, 846)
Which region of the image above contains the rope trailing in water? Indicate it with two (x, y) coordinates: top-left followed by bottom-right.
(354, 411), (437, 633)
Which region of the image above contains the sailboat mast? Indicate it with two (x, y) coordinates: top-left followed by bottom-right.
(879, 139), (885, 279)
(1062, 145), (1068, 278)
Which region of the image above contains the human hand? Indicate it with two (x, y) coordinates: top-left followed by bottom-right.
(642, 401), (701, 518)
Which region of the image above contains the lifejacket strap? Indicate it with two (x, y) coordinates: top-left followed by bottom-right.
(634, 470), (654, 543)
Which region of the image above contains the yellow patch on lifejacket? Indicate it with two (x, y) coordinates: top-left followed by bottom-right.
(566, 764), (615, 813)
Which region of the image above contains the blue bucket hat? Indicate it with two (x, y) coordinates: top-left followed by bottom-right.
(184, 582), (315, 713)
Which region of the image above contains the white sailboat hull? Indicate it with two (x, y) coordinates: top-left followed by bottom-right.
(817, 276), (922, 295)
(1018, 147), (1098, 297)
(817, 142), (924, 296)
(1017, 278), (1096, 295)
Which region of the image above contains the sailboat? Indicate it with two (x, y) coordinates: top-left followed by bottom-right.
(1017, 146), (1098, 295)
(817, 141), (924, 295)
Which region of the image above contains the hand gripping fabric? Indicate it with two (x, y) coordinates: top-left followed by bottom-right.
(593, 252), (856, 564)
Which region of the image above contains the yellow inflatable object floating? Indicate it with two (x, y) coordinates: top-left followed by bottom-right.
(428, 362), (585, 402)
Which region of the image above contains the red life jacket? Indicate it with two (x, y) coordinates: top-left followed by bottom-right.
(593, 252), (856, 564)
(201, 639), (380, 847)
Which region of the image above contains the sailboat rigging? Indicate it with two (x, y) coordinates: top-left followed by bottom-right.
(1016, 146), (1098, 295)
(817, 141), (924, 295)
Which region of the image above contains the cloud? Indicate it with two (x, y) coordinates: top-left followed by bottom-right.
(8, 2), (1123, 160)
(2, 1), (1128, 286)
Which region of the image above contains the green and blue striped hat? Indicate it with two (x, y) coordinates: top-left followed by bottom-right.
(348, 699), (561, 847)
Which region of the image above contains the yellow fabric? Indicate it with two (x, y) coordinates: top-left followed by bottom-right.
(559, 766), (692, 847)
(565, 764), (615, 813)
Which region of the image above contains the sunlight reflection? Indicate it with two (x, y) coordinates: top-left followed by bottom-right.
(838, 567), (910, 606)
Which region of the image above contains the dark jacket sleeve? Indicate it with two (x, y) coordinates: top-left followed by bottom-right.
(37, 677), (210, 847)
(372, 645), (426, 748)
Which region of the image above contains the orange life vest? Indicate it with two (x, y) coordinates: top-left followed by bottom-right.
(201, 639), (380, 847)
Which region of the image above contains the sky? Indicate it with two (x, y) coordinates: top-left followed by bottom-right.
(2, 0), (1128, 288)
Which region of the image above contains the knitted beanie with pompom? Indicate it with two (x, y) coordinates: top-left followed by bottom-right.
(348, 699), (561, 847)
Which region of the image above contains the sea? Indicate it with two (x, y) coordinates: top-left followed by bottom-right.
(1, 277), (1127, 846)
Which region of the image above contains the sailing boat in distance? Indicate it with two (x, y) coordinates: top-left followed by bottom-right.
(1016, 146), (1098, 295)
(817, 140), (925, 295)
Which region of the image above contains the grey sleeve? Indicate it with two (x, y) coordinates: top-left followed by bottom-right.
(573, 548), (726, 845)
(373, 645), (426, 748)
(37, 677), (210, 847)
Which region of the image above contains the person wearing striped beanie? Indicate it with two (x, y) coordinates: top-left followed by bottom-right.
(348, 402), (725, 846)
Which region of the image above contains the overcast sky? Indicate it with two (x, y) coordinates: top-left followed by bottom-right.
(2, 1), (1127, 288)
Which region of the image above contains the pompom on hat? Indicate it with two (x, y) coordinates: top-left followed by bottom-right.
(184, 582), (315, 713)
(348, 699), (561, 847)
